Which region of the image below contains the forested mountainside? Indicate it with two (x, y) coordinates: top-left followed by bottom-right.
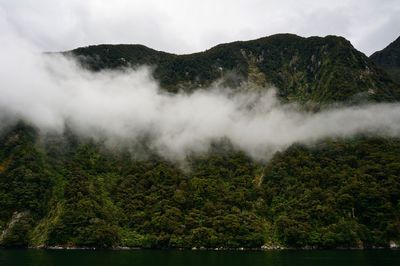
(70, 34), (399, 104)
(1, 34), (400, 249)
(371, 36), (400, 84)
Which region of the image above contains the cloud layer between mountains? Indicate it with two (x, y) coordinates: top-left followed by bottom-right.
(1, 19), (400, 160)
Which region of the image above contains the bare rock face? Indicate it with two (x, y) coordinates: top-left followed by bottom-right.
(0, 211), (30, 244)
(390, 241), (399, 249)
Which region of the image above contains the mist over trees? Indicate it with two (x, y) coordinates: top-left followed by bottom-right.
(1, 32), (400, 249)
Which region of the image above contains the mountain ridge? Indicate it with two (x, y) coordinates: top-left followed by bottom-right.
(370, 36), (400, 84)
(1, 34), (400, 249)
(69, 33), (400, 104)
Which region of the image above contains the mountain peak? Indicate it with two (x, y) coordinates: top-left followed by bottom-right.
(69, 34), (400, 104)
(370, 35), (400, 83)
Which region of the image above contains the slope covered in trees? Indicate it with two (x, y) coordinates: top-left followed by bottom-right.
(0, 124), (399, 249)
(371, 36), (400, 84)
(1, 34), (400, 249)
(70, 34), (399, 104)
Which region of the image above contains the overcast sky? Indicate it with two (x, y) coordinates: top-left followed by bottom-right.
(1, 0), (399, 55)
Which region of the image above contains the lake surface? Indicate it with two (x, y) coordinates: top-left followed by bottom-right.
(0, 249), (400, 266)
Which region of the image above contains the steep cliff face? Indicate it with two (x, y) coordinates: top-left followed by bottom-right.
(71, 34), (399, 104)
(371, 36), (400, 84)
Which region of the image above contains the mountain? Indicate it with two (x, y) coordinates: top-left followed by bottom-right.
(70, 34), (399, 104)
(371, 36), (400, 84)
(1, 34), (400, 249)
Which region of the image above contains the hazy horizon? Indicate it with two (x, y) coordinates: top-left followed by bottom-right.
(1, 0), (399, 55)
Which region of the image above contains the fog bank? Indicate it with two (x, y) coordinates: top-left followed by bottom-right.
(1, 19), (400, 160)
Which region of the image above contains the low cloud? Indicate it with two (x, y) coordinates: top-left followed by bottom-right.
(1, 19), (400, 161)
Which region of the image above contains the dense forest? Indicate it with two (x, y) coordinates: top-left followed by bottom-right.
(1, 34), (400, 249)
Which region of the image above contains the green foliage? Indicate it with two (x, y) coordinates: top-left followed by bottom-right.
(370, 36), (400, 84)
(262, 137), (400, 248)
(0, 122), (52, 225)
(1, 35), (400, 249)
(0, 213), (34, 247)
(70, 34), (400, 104)
(0, 123), (399, 249)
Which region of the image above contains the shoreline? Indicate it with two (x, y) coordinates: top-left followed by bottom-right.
(9, 245), (398, 251)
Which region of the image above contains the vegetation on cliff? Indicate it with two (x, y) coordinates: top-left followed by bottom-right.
(1, 34), (400, 249)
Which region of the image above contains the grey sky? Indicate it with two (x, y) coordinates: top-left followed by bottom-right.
(1, 0), (399, 55)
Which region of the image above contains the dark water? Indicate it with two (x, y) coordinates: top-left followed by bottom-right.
(1, 249), (400, 266)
